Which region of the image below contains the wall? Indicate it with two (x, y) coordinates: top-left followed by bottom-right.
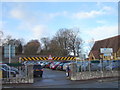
(70, 70), (119, 80)
(69, 63), (119, 81)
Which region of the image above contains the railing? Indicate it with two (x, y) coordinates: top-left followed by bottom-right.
(69, 63), (119, 80)
(2, 65), (33, 84)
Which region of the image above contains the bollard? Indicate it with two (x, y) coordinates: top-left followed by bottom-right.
(27, 65), (34, 83)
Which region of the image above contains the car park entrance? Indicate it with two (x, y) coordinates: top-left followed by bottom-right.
(1, 58), (120, 85)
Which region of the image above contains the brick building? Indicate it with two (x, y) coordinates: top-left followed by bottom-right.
(89, 35), (120, 60)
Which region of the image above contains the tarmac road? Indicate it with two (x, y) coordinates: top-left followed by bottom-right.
(2, 68), (120, 88)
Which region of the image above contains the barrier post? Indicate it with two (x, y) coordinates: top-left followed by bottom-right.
(70, 63), (77, 80)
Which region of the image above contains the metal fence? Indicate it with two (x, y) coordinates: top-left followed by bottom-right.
(2, 65), (33, 84)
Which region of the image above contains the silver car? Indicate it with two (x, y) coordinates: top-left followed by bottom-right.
(63, 62), (71, 71)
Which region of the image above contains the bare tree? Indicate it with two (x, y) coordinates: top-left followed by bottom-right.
(39, 28), (83, 56)
(3, 35), (12, 44)
(51, 28), (83, 56)
(75, 38), (83, 57)
(41, 37), (50, 51)
(84, 38), (95, 58)
(87, 38), (95, 54)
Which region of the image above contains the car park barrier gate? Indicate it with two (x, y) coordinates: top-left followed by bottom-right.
(19, 56), (76, 61)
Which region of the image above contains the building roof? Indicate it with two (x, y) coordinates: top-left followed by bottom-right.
(89, 35), (120, 59)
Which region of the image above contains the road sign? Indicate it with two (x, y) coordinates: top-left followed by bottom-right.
(48, 55), (52, 60)
(118, 57), (120, 59)
(100, 48), (113, 53)
(104, 53), (111, 56)
(4, 45), (15, 58)
(76, 57), (80, 60)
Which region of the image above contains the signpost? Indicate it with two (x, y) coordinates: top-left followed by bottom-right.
(4, 44), (15, 63)
(100, 48), (113, 58)
(100, 48), (113, 73)
(4, 44), (15, 78)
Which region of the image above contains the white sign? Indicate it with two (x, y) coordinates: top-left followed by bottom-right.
(48, 55), (52, 60)
(4, 45), (15, 58)
(118, 57), (120, 59)
(76, 57), (80, 60)
(100, 48), (113, 53)
(104, 53), (111, 56)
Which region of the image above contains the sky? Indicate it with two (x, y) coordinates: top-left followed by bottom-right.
(0, 1), (118, 53)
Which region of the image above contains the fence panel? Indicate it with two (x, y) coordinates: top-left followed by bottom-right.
(2, 65), (33, 84)
(69, 62), (119, 80)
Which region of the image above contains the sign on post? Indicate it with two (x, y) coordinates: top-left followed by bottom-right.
(100, 48), (113, 58)
(100, 48), (113, 54)
(4, 45), (15, 58)
(48, 55), (52, 60)
(104, 53), (111, 56)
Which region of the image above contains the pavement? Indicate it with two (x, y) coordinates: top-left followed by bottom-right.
(2, 77), (119, 88)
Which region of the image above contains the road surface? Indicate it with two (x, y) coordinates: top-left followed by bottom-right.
(2, 68), (120, 88)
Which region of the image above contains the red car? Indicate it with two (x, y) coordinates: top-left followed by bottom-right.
(51, 62), (61, 70)
(45, 61), (53, 68)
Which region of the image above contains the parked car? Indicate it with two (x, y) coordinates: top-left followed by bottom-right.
(22, 61), (35, 65)
(40, 61), (47, 68)
(0, 64), (18, 76)
(10, 67), (19, 74)
(56, 63), (65, 71)
(50, 61), (57, 69)
(51, 62), (61, 70)
(76, 61), (83, 67)
(80, 61), (89, 71)
(33, 64), (43, 77)
(0, 67), (16, 78)
(105, 60), (120, 70)
(87, 60), (100, 71)
(45, 61), (53, 68)
(63, 62), (72, 71)
(98, 60), (110, 70)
